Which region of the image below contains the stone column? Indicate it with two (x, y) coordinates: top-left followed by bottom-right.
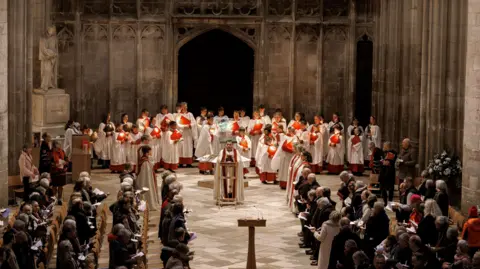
(462, 0), (480, 212)
(0, 0), (8, 207)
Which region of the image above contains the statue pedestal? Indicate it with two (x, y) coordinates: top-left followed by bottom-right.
(32, 89), (70, 137)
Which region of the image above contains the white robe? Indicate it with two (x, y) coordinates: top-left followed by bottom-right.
(346, 125), (364, 161)
(63, 128), (75, 159)
(162, 130), (181, 165)
(137, 157), (160, 211)
(111, 132), (127, 166)
(235, 135), (252, 160)
(155, 113), (174, 162)
(127, 132), (143, 166)
(348, 135), (364, 165)
(271, 119), (287, 134)
(196, 115), (207, 136)
(145, 127), (161, 164)
(364, 124), (382, 160)
(195, 124), (221, 157)
(213, 149), (245, 203)
(272, 134), (297, 185)
(255, 135), (277, 174)
(95, 122), (115, 161)
(260, 114), (272, 125)
(239, 116), (250, 128)
(176, 112), (198, 159)
(307, 127), (326, 166)
(214, 115), (229, 125)
(136, 116), (150, 133)
(326, 134), (344, 165)
(247, 119), (265, 160)
(288, 160), (307, 212)
(286, 154), (301, 201)
(327, 121), (345, 134)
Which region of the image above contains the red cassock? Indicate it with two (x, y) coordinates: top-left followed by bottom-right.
(282, 140), (294, 153)
(292, 121), (301, 130)
(253, 123), (263, 131)
(330, 134), (340, 144)
(117, 132), (126, 141)
(272, 122), (279, 132)
(310, 132), (318, 144)
(351, 135), (361, 145)
(171, 130), (183, 141)
(267, 145), (277, 158)
(150, 127), (161, 138)
(161, 118), (170, 131)
(179, 116), (191, 125)
(232, 121), (240, 134)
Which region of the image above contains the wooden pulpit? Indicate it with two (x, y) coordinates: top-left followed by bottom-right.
(238, 218), (266, 269)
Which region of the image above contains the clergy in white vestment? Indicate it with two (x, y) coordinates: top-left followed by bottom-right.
(247, 111), (264, 167)
(154, 105), (175, 167)
(307, 116), (327, 173)
(348, 127), (364, 175)
(195, 115), (219, 174)
(111, 124), (127, 172)
(287, 151), (311, 212)
(326, 125), (345, 175)
(255, 125), (278, 184)
(214, 106), (229, 124)
(195, 107), (208, 136)
(136, 145), (160, 211)
(136, 109), (150, 133)
(163, 121), (182, 171)
(176, 102), (198, 167)
(63, 121), (76, 160)
(258, 104), (272, 125)
(239, 108), (250, 128)
(346, 117), (364, 163)
(213, 140), (245, 204)
(94, 113), (115, 168)
(285, 145), (304, 202)
(271, 127), (297, 189)
(271, 112), (287, 135)
(126, 125), (143, 171)
(364, 116), (382, 166)
(327, 112), (345, 135)
(235, 128), (252, 175)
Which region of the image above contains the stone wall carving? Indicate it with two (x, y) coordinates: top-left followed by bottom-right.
(173, 0), (259, 16)
(268, 0), (293, 16)
(297, 0), (322, 17)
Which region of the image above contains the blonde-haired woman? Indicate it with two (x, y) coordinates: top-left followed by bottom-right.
(417, 199), (442, 246)
(313, 210), (341, 269)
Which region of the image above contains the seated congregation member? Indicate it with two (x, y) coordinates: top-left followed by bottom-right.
(408, 194), (424, 226)
(388, 233), (412, 267)
(435, 226), (459, 264)
(163, 121), (182, 171)
(168, 203), (191, 244)
(326, 125), (344, 174)
(300, 190), (318, 250)
(421, 179), (437, 200)
(161, 227), (187, 267)
(57, 240), (79, 269)
(328, 217), (362, 269)
(352, 251), (370, 269)
(297, 173), (319, 213)
(69, 198), (96, 246)
(442, 240), (471, 269)
(160, 188), (182, 244)
(109, 228), (140, 269)
(462, 206), (480, 257)
(165, 243), (194, 269)
(113, 194), (139, 234)
(59, 219), (82, 256)
(137, 145), (161, 211)
(337, 239), (359, 269)
(351, 181), (368, 219)
(337, 171), (353, 206)
(409, 235), (441, 268)
(417, 199), (442, 246)
(313, 211), (341, 269)
(392, 177), (419, 223)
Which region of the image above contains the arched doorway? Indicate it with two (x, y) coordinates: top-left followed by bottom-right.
(354, 35), (373, 127)
(178, 29), (255, 116)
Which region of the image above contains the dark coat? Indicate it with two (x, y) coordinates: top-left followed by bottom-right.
(70, 207), (96, 245)
(389, 246), (412, 267)
(168, 214), (191, 244)
(417, 215), (438, 246)
(328, 227), (362, 269)
(364, 211), (390, 254)
(379, 150), (397, 189)
(397, 146), (417, 179)
(109, 240), (137, 269)
(434, 191), (449, 217)
(39, 141), (52, 174)
(298, 181), (320, 202)
(312, 204), (333, 229)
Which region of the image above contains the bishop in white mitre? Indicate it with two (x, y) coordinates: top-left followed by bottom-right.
(213, 140), (245, 204)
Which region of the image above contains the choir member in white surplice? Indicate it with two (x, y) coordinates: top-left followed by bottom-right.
(230, 111), (242, 136)
(307, 115), (327, 173)
(247, 111), (264, 167)
(213, 141), (245, 204)
(126, 124), (143, 170)
(120, 113), (133, 130)
(63, 121), (79, 160)
(346, 117), (364, 162)
(136, 109), (151, 133)
(163, 121), (182, 171)
(176, 102), (198, 167)
(146, 125), (162, 170)
(111, 124), (127, 172)
(214, 106), (229, 124)
(136, 145), (160, 211)
(235, 128), (251, 175)
(327, 112), (345, 135)
(326, 125), (345, 175)
(271, 111), (287, 135)
(195, 115), (220, 174)
(154, 105), (174, 167)
(95, 113), (115, 169)
(348, 127), (364, 175)
(287, 151), (311, 212)
(272, 127), (297, 189)
(239, 108), (250, 128)
(258, 104), (272, 125)
(195, 107), (208, 136)
(364, 116), (382, 166)
(287, 112), (304, 135)
(255, 125), (278, 184)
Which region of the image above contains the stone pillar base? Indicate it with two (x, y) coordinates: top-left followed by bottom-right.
(32, 89), (70, 138)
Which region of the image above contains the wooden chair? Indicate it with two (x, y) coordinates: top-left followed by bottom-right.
(8, 176), (24, 204)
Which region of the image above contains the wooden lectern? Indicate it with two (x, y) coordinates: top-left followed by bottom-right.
(238, 218), (266, 269)
(217, 162), (238, 206)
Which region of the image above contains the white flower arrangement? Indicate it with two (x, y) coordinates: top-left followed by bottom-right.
(422, 150), (462, 187)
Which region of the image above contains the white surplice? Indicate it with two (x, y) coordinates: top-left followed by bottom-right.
(271, 118), (287, 134)
(326, 134), (344, 166)
(255, 134), (277, 174)
(137, 156), (160, 211)
(247, 118), (265, 160)
(239, 116), (250, 129)
(196, 115), (207, 136)
(162, 129), (181, 166)
(213, 115), (229, 125)
(145, 127), (162, 165)
(126, 131), (143, 166)
(271, 134), (297, 187)
(175, 112), (198, 160)
(260, 114), (272, 125)
(327, 121), (345, 134)
(364, 124), (382, 161)
(346, 125), (364, 161)
(154, 113), (174, 163)
(235, 135), (252, 160)
(195, 123), (221, 157)
(111, 132), (127, 167)
(348, 135), (364, 165)
(95, 122), (115, 161)
(306, 126), (326, 166)
(63, 127), (75, 159)
(213, 148), (245, 203)
(136, 116), (150, 133)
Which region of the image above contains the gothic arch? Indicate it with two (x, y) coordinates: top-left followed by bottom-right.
(176, 26), (257, 52)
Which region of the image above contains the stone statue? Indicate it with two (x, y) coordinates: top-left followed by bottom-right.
(39, 25), (58, 92)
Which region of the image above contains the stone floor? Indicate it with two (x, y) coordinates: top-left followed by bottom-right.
(82, 167), (360, 269)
